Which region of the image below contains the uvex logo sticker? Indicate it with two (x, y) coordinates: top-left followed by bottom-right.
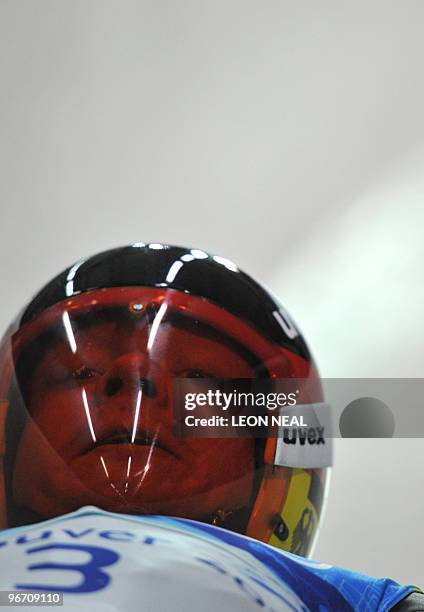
(274, 404), (333, 468)
(281, 426), (325, 445)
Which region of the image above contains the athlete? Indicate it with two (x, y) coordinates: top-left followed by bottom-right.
(0, 244), (421, 610)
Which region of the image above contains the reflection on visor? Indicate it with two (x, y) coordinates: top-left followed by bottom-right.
(9, 302), (266, 530)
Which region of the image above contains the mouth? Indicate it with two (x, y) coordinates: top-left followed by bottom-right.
(85, 428), (179, 458)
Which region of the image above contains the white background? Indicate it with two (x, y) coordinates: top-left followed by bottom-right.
(0, 1), (423, 585)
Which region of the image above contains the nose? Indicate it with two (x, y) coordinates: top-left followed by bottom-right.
(104, 376), (156, 398)
(96, 353), (167, 405)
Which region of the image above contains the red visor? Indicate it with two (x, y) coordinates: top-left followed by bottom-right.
(0, 286), (326, 557)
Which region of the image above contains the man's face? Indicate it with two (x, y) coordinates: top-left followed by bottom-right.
(13, 306), (257, 523)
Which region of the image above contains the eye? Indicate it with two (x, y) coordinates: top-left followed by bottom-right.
(72, 366), (102, 381)
(181, 369), (209, 378)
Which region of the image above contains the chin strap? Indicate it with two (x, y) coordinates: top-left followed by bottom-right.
(211, 508), (234, 526)
(0, 400), (8, 529)
(210, 505), (253, 535)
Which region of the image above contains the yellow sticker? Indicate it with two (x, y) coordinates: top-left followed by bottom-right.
(268, 468), (319, 556)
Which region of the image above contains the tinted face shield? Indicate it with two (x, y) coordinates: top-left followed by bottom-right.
(4, 288), (272, 528)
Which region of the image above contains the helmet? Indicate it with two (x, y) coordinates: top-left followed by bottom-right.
(0, 244), (329, 556)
